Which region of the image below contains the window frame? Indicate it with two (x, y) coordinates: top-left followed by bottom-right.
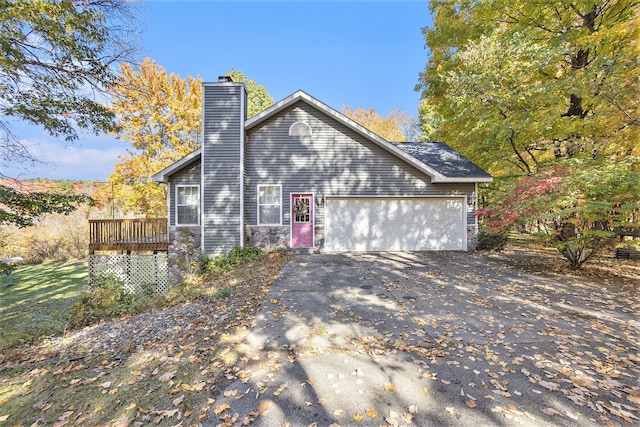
(175, 184), (200, 226)
(288, 121), (312, 137)
(257, 184), (282, 226)
(292, 196), (311, 223)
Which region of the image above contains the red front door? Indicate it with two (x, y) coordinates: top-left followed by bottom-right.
(291, 194), (313, 248)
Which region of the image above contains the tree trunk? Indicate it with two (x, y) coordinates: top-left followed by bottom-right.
(557, 5), (598, 158)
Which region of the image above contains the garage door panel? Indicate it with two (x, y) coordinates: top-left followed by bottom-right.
(326, 198), (465, 252)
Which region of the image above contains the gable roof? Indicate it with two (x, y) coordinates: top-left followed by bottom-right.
(152, 147), (202, 183)
(396, 142), (493, 181)
(153, 89), (492, 183)
(246, 90), (490, 183)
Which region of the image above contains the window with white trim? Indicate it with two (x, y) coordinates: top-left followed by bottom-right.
(289, 121), (312, 137)
(258, 185), (281, 225)
(176, 185), (199, 225)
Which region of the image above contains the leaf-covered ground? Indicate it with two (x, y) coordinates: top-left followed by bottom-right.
(205, 250), (638, 427)
(0, 252), (289, 426)
(0, 248), (638, 426)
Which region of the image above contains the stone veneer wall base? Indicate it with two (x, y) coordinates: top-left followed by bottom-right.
(248, 225), (290, 250)
(168, 226), (202, 284)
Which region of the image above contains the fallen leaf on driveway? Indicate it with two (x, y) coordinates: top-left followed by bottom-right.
(542, 407), (563, 416)
(386, 411), (400, 427)
(365, 408), (377, 418)
(384, 383), (397, 391)
(565, 410), (579, 420)
(627, 394), (640, 405)
(604, 404), (640, 423)
(214, 403), (230, 415)
(274, 382), (289, 397)
(538, 380), (560, 392)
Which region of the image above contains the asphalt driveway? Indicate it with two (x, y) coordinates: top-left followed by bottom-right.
(208, 252), (639, 426)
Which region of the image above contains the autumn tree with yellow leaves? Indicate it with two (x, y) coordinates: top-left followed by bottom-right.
(343, 106), (418, 142)
(98, 59), (274, 216)
(418, 0), (639, 267)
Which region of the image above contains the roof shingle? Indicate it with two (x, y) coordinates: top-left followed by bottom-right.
(395, 142), (492, 180)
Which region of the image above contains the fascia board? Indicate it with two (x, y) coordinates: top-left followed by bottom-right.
(151, 148), (202, 183)
(245, 90), (306, 129)
(439, 176), (494, 183)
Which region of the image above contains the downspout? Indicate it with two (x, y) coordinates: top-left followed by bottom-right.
(475, 182), (479, 233)
(200, 85), (205, 254)
(239, 85), (246, 248)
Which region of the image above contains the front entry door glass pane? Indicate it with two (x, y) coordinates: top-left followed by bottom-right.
(294, 197), (310, 223)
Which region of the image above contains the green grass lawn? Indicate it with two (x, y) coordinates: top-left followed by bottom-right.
(0, 252), (289, 426)
(0, 259), (87, 349)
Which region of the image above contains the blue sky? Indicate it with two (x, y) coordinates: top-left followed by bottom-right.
(8, 1), (432, 181)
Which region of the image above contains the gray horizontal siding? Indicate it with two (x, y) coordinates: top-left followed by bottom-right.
(202, 83), (245, 254)
(245, 101), (475, 228)
(168, 161), (201, 227)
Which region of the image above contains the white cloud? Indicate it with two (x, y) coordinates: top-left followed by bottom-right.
(5, 135), (129, 181)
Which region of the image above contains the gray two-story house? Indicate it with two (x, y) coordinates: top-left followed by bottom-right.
(152, 77), (492, 259)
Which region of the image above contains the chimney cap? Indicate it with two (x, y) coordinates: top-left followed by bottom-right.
(218, 75), (233, 83)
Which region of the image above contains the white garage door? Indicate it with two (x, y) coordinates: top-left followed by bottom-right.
(325, 197), (466, 252)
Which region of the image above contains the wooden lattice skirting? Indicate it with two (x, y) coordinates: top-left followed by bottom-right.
(88, 254), (169, 294)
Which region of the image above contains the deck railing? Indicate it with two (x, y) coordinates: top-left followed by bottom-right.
(89, 218), (169, 253)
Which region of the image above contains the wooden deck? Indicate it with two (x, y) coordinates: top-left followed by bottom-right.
(89, 218), (169, 253)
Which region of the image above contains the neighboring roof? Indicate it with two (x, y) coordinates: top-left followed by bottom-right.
(153, 89), (492, 184)
(396, 142), (493, 182)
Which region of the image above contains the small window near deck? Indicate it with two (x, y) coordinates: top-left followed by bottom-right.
(258, 185), (282, 225)
(289, 121), (312, 137)
(176, 185), (199, 225)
